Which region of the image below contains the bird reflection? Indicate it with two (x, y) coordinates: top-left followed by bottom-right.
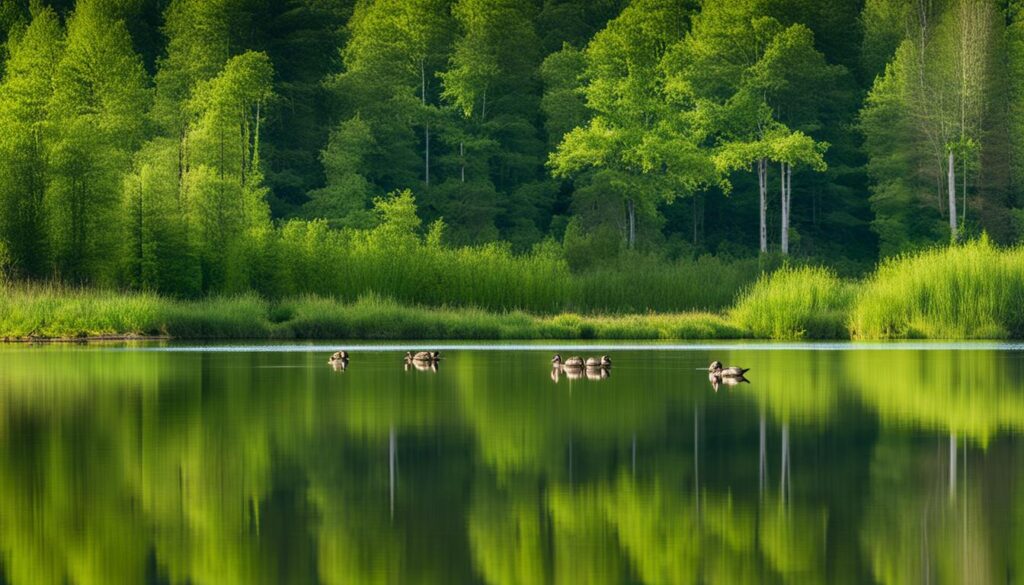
(550, 366), (583, 382)
(329, 360), (349, 372)
(405, 360), (439, 373)
(551, 365), (610, 382)
(709, 373), (749, 392)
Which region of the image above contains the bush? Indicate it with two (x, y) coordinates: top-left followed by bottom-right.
(851, 237), (1024, 339)
(731, 265), (853, 339)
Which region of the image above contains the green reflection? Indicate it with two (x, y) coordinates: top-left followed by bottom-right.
(0, 346), (1020, 583)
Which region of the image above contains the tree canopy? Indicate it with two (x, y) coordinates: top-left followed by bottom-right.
(0, 0), (1021, 290)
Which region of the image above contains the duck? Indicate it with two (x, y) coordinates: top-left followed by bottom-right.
(552, 354), (584, 368)
(328, 350), (350, 364)
(406, 351), (440, 363)
(708, 360), (750, 378)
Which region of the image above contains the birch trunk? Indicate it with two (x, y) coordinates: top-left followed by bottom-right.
(948, 150), (958, 240)
(780, 162), (790, 255)
(758, 158), (767, 253)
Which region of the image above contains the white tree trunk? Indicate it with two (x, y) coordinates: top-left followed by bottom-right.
(948, 150), (958, 240)
(780, 162), (790, 255)
(758, 158), (767, 253)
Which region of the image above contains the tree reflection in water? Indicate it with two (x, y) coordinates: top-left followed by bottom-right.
(0, 346), (1021, 584)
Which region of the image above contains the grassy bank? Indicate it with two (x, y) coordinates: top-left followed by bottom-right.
(3, 239), (1022, 341)
(0, 285), (746, 341)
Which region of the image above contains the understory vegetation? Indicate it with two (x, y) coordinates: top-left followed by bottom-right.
(4, 239), (1023, 341)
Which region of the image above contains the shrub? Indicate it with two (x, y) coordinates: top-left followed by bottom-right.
(731, 265), (853, 339)
(851, 237), (1024, 339)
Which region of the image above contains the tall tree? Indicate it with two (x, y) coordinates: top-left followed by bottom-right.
(122, 137), (199, 295)
(667, 0), (834, 254)
(333, 0), (454, 194)
(549, 0), (715, 250)
(183, 50), (273, 292)
(862, 0), (1007, 252)
(45, 0), (150, 284)
(257, 0), (353, 213)
(437, 0), (548, 244)
(0, 6), (63, 279)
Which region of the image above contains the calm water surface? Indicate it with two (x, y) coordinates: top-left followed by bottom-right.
(1, 343), (1023, 584)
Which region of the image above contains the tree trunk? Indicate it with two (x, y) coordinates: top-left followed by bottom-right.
(692, 193), (702, 245)
(948, 150), (958, 240)
(961, 153), (966, 226)
(758, 158), (767, 253)
(460, 142), (465, 183)
(627, 197), (636, 249)
(780, 162), (790, 255)
(422, 59), (430, 187)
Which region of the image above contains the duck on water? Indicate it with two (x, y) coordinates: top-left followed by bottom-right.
(708, 360), (749, 378)
(406, 351), (441, 363)
(552, 354), (611, 369)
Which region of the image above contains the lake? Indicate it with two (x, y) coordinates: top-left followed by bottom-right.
(0, 342), (1022, 584)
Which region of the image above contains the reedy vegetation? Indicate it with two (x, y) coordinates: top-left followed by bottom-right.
(5, 240), (1023, 340)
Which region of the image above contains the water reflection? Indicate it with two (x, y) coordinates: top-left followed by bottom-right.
(0, 347), (1022, 584)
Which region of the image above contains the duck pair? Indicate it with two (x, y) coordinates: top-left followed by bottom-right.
(551, 355), (611, 369)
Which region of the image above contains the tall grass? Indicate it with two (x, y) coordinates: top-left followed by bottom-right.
(270, 221), (759, 313)
(0, 283), (270, 339)
(730, 265), (853, 339)
(851, 238), (1024, 339)
(11, 240), (1024, 341)
(571, 254), (763, 313)
(0, 284), (745, 340)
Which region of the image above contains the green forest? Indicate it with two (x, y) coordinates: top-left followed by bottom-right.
(0, 0), (1022, 335)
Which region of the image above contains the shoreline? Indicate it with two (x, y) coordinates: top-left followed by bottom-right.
(2, 334), (172, 343)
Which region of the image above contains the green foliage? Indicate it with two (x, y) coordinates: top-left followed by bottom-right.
(731, 265), (853, 339)
(303, 115), (376, 228)
(0, 6), (62, 279)
(860, 43), (946, 256)
(184, 50), (274, 292)
(851, 237), (1024, 339)
(0, 0), (1023, 327)
(45, 0), (150, 284)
